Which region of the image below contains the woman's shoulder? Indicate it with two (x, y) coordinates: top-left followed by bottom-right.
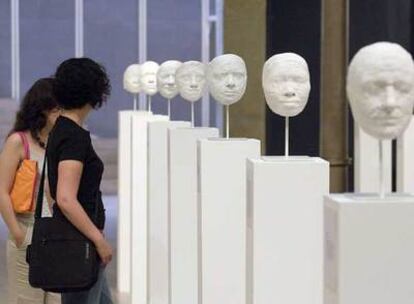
(2, 133), (24, 156)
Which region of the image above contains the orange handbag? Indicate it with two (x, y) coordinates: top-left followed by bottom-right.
(10, 132), (38, 213)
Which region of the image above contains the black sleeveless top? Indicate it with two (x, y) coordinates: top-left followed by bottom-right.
(47, 116), (105, 229)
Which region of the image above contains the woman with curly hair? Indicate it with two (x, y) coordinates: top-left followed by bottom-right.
(47, 58), (113, 303)
(0, 77), (61, 303)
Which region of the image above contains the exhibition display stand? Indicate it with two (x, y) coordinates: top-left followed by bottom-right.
(198, 138), (260, 304)
(397, 118), (414, 193)
(324, 194), (414, 304)
(354, 124), (391, 192)
(117, 110), (168, 303)
(247, 156), (329, 304)
(168, 127), (219, 304)
(131, 113), (169, 304)
(147, 120), (191, 304)
(117, 110), (151, 293)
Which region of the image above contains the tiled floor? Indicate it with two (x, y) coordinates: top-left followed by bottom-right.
(0, 196), (125, 303)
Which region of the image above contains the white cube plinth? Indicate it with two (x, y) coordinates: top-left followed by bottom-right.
(247, 156), (329, 304)
(147, 120), (190, 304)
(169, 127), (219, 304)
(397, 117), (414, 193)
(118, 110), (153, 293)
(324, 194), (414, 304)
(131, 113), (168, 304)
(354, 124), (391, 192)
(198, 138), (261, 304)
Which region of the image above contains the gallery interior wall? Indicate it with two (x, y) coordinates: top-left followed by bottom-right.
(0, 0), (205, 138)
(225, 0), (266, 148)
(265, 0), (322, 156)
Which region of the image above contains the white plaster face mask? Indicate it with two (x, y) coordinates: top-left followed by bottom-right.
(157, 60), (182, 99)
(207, 54), (247, 106)
(123, 64), (141, 94)
(263, 53), (311, 117)
(347, 42), (414, 140)
(140, 61), (159, 96)
(176, 61), (206, 102)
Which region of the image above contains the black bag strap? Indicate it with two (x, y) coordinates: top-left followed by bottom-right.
(34, 149), (100, 221)
(34, 152), (47, 219)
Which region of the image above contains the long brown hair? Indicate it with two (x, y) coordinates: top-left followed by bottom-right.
(10, 78), (58, 148)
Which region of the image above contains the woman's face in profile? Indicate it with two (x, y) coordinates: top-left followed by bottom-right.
(46, 107), (61, 128)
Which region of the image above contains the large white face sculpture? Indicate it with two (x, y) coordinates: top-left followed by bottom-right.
(176, 61), (206, 102)
(140, 61), (160, 96)
(347, 42), (414, 140)
(263, 53), (311, 117)
(123, 64), (141, 94)
(157, 60), (182, 99)
(207, 54), (247, 106)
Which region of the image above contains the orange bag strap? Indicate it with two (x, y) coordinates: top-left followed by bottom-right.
(17, 132), (30, 160)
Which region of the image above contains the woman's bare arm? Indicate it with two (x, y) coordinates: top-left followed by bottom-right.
(0, 134), (25, 245)
(56, 160), (112, 264)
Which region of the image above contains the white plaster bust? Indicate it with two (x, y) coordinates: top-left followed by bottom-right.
(207, 54), (247, 106)
(263, 53), (311, 117)
(140, 61), (160, 96)
(176, 61), (206, 102)
(123, 64), (141, 94)
(347, 42), (414, 140)
(157, 60), (182, 99)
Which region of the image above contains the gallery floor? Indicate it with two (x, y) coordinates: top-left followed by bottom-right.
(0, 196), (126, 304)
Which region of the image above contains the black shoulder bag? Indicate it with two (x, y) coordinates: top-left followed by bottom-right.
(26, 152), (100, 293)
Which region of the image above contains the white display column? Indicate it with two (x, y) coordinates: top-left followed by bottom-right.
(169, 127), (219, 304)
(198, 138), (261, 304)
(118, 110), (152, 293)
(247, 156), (329, 304)
(397, 117), (414, 193)
(324, 194), (414, 304)
(147, 120), (190, 304)
(130, 113), (168, 304)
(354, 123), (391, 192)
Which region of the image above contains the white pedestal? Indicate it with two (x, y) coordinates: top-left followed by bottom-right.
(354, 123), (391, 192)
(324, 194), (414, 304)
(397, 117), (414, 193)
(169, 127), (219, 304)
(147, 120), (190, 304)
(130, 113), (168, 304)
(118, 110), (153, 293)
(247, 156), (329, 304)
(198, 138), (261, 304)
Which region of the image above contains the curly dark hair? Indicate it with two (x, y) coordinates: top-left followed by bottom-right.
(10, 77), (58, 148)
(53, 57), (111, 110)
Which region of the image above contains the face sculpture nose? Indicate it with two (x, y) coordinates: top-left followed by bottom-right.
(226, 83), (236, 89)
(382, 85), (397, 113)
(284, 91), (296, 98)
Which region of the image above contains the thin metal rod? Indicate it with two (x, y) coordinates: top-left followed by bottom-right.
(11, 0), (20, 100)
(226, 105), (229, 139)
(191, 103), (195, 127)
(201, 0), (210, 127)
(168, 99), (171, 119)
(133, 94), (138, 111)
(285, 117), (289, 157)
(75, 0), (84, 57)
(379, 140), (385, 199)
(138, 0), (147, 112)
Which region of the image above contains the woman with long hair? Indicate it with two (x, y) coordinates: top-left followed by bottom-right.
(47, 58), (113, 303)
(0, 77), (61, 303)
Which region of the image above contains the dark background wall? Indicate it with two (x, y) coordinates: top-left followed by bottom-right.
(265, 0), (321, 156)
(0, 0), (203, 137)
